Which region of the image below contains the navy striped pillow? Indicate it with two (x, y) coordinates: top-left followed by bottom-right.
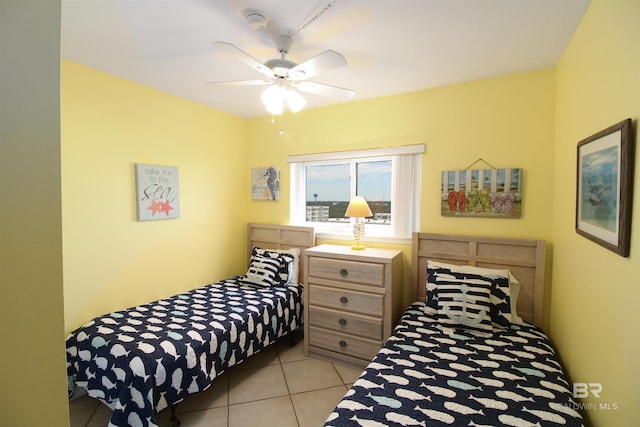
(244, 255), (282, 287)
(434, 273), (494, 334)
(427, 260), (513, 329)
(251, 247), (297, 286)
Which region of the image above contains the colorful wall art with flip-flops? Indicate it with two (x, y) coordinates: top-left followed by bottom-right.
(441, 168), (522, 218)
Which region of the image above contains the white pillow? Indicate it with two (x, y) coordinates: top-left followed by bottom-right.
(427, 260), (523, 324)
(508, 274), (523, 324)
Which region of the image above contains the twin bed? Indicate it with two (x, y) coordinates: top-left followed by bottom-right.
(67, 225), (584, 427)
(66, 223), (314, 427)
(324, 233), (584, 426)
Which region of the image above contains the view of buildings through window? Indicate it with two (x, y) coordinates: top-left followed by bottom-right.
(305, 159), (392, 224)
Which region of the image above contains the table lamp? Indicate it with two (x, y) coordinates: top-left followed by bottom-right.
(344, 196), (373, 250)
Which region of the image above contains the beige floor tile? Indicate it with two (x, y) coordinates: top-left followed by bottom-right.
(163, 406), (227, 427)
(333, 363), (364, 385)
(277, 336), (309, 364)
(176, 373), (229, 414)
(156, 407), (181, 427)
(291, 385), (348, 427)
(282, 358), (343, 394)
(229, 396), (298, 427)
(228, 363), (289, 404)
(69, 395), (100, 427)
(234, 343), (280, 369)
(86, 401), (113, 427)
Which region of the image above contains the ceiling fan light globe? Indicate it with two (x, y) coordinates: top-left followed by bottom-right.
(265, 103), (283, 115)
(262, 85), (284, 115)
(286, 89), (306, 113)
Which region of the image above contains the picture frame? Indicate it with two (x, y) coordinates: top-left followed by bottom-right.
(576, 118), (634, 256)
(441, 168), (522, 218)
(135, 163), (180, 221)
(251, 166), (280, 201)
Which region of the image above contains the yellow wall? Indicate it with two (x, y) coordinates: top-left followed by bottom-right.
(246, 69), (557, 309)
(61, 61), (249, 331)
(247, 69), (556, 240)
(552, 1), (640, 425)
(4, 2), (636, 425)
(0, 1), (69, 425)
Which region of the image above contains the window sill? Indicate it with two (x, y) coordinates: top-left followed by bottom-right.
(314, 231), (411, 246)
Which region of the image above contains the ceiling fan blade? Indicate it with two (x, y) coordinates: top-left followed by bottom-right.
(213, 41), (274, 79)
(288, 50), (347, 81)
(293, 81), (355, 100)
(206, 79), (272, 87)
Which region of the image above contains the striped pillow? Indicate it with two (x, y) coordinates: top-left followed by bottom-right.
(244, 255), (282, 287)
(434, 273), (493, 334)
(427, 260), (513, 329)
(251, 247), (299, 286)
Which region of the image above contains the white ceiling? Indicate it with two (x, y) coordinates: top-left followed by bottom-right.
(61, 0), (590, 119)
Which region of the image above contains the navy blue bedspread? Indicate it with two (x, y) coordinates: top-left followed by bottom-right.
(66, 277), (302, 427)
(325, 302), (584, 427)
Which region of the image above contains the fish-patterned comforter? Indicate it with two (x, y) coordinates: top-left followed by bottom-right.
(325, 302), (584, 427)
(66, 277), (303, 427)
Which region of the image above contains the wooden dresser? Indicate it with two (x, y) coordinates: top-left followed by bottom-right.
(303, 244), (403, 368)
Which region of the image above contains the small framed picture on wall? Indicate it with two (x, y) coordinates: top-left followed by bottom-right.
(252, 166), (280, 201)
(135, 163), (180, 221)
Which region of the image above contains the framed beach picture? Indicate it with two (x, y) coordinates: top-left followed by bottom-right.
(576, 118), (634, 256)
(135, 163), (180, 221)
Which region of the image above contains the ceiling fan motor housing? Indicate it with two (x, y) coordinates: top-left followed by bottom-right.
(265, 58), (298, 77)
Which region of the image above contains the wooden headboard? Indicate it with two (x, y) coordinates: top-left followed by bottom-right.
(411, 232), (546, 328)
(247, 223), (315, 280)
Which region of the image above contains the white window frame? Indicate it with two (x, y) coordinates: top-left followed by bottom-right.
(288, 144), (424, 244)
(300, 156), (393, 235)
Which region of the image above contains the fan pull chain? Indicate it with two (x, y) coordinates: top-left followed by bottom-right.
(270, 113), (285, 136)
(290, 0), (340, 37)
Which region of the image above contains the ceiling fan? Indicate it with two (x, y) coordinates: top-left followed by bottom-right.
(208, 31), (355, 114)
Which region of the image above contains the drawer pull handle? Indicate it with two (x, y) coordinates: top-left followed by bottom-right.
(339, 340), (348, 348)
(340, 268), (348, 276)
(339, 296), (349, 304)
(339, 318), (347, 326)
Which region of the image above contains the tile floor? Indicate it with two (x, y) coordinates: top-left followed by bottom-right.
(69, 332), (362, 427)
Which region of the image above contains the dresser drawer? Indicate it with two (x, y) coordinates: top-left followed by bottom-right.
(308, 256), (385, 287)
(303, 245), (402, 368)
(308, 306), (383, 340)
(308, 284), (384, 317)
(309, 326), (381, 361)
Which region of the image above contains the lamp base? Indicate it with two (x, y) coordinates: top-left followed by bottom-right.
(351, 244), (366, 250)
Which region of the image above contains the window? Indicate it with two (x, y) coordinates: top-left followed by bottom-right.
(289, 144), (423, 242)
(304, 158), (392, 232)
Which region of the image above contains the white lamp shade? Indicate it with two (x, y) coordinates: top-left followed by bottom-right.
(286, 88), (306, 113)
(344, 196), (373, 217)
(261, 83), (306, 114)
(261, 85), (283, 115)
